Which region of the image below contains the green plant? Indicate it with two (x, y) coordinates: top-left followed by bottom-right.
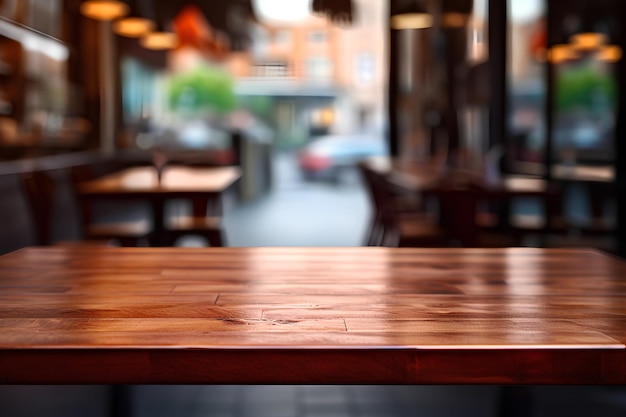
(556, 62), (617, 113)
(168, 65), (236, 115)
(237, 95), (275, 125)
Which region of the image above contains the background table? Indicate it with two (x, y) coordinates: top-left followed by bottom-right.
(363, 157), (557, 246)
(1, 246), (626, 385)
(78, 166), (241, 245)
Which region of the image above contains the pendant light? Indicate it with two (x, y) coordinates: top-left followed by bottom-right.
(114, 16), (154, 38)
(567, 0), (611, 51)
(441, 0), (474, 28)
(80, 0), (129, 21)
(311, 0), (355, 26)
(390, 0), (433, 30)
(140, 21), (178, 50)
(570, 32), (608, 51)
(113, 0), (154, 38)
(547, 44), (580, 64)
(553, 2), (620, 63)
(596, 44), (623, 63)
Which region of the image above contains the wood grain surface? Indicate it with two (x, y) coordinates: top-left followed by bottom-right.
(1, 247), (626, 384)
(78, 166), (241, 197)
(76, 166), (240, 245)
(364, 156), (548, 195)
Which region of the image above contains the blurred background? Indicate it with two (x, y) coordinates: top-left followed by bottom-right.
(0, 0), (624, 253)
(0, 0), (623, 255)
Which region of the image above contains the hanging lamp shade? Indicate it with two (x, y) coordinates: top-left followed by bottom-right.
(441, 12), (466, 28)
(566, 1), (612, 51)
(80, 0), (129, 21)
(311, 0), (354, 26)
(140, 18), (178, 50)
(441, 0), (474, 14)
(390, 0), (432, 30)
(114, 16), (154, 37)
(113, 1), (154, 38)
(570, 32), (608, 50)
(141, 30), (178, 50)
(548, 44), (580, 64)
(596, 44), (623, 63)
(441, 0), (473, 28)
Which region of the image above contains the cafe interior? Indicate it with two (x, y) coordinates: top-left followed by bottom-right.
(0, 0), (624, 256)
(2, 0), (626, 416)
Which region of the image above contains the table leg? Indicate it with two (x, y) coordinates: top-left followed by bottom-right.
(192, 195), (222, 217)
(151, 199), (166, 247)
(108, 385), (132, 417)
(497, 386), (532, 417)
(191, 196), (209, 218)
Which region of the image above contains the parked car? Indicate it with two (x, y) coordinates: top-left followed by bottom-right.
(298, 134), (388, 182)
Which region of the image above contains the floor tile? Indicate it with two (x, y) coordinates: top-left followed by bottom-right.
(0, 386), (108, 417)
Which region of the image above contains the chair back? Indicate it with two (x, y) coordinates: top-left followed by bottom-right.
(358, 163), (395, 223)
(68, 164), (103, 233)
(19, 170), (57, 245)
(435, 187), (483, 247)
(358, 162), (396, 245)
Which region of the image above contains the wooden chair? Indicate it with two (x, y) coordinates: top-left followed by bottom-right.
(431, 186), (521, 248)
(540, 182), (616, 252)
(165, 215), (225, 247)
(358, 162), (446, 247)
(69, 164), (153, 247)
(19, 170), (57, 246)
(476, 181), (567, 246)
(579, 182), (616, 237)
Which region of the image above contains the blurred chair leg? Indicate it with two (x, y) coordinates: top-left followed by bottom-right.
(366, 216), (384, 246)
(208, 229), (225, 247)
(117, 237), (139, 247)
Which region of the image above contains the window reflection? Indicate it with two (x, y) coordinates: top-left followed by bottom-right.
(552, 41), (617, 165)
(507, 0), (546, 173)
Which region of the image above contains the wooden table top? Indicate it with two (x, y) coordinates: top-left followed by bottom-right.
(552, 164), (614, 183)
(78, 166), (242, 197)
(1, 247), (626, 385)
(365, 157), (548, 195)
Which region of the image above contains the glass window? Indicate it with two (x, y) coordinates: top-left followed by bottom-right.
(252, 62), (290, 77)
(306, 57), (333, 80)
(552, 44), (617, 165)
(251, 26), (269, 59)
(356, 52), (374, 84)
(506, 0), (546, 173)
(308, 31), (327, 43)
(274, 30), (292, 45)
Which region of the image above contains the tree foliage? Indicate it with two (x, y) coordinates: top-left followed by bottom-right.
(556, 62), (616, 112)
(168, 65), (236, 114)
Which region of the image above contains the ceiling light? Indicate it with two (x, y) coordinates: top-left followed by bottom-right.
(391, 13), (433, 30)
(80, 0), (129, 21)
(311, 0), (354, 26)
(112, 0), (154, 37)
(570, 32), (608, 50)
(548, 44), (580, 64)
(114, 17), (155, 38)
(442, 12), (468, 28)
(141, 31), (179, 50)
(441, 0), (474, 28)
(391, 0), (432, 30)
(596, 45), (622, 63)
